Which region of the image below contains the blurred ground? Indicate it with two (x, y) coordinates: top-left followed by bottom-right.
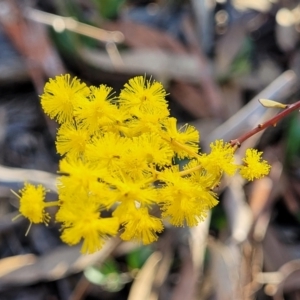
(1, 0), (300, 299)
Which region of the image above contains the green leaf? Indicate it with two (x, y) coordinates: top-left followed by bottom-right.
(84, 259), (127, 292)
(285, 112), (300, 167)
(126, 245), (153, 270)
(90, 0), (125, 19)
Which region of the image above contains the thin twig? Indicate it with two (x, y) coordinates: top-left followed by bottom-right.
(230, 100), (300, 147)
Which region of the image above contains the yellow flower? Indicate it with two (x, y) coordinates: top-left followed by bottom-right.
(161, 192), (214, 227)
(125, 105), (169, 137)
(75, 85), (119, 133)
(56, 122), (90, 158)
(119, 76), (168, 115)
(101, 107), (131, 135)
(41, 74), (90, 124)
(107, 170), (158, 206)
(200, 140), (237, 177)
(85, 132), (128, 170)
(56, 200), (119, 254)
(161, 117), (199, 159)
(14, 183), (50, 225)
(120, 207), (163, 244)
(32, 74), (274, 254)
(119, 133), (173, 178)
(58, 156), (104, 194)
(87, 180), (119, 209)
(159, 167), (218, 227)
(239, 148), (271, 181)
(134, 133), (173, 166)
(183, 159), (218, 189)
(112, 199), (136, 224)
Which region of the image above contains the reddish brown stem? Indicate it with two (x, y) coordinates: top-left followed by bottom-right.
(230, 100), (300, 147)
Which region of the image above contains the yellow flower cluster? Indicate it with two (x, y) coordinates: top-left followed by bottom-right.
(14, 74), (271, 254)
